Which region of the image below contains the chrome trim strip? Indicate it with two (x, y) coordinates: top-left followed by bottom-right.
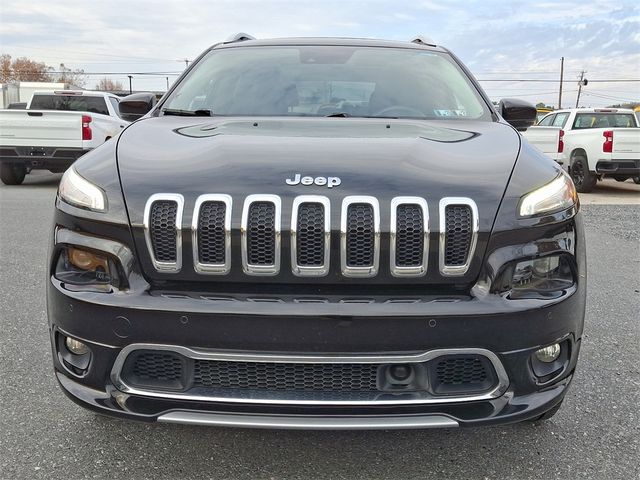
(241, 194), (281, 276)
(340, 196), (380, 278)
(143, 193), (184, 273)
(111, 344), (509, 406)
(390, 197), (429, 277)
(191, 194), (232, 275)
(439, 197), (479, 276)
(291, 195), (331, 277)
(158, 411), (459, 429)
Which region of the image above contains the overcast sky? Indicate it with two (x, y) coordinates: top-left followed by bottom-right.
(1, 0), (638, 107)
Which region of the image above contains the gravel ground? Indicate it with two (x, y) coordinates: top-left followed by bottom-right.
(0, 173), (638, 480)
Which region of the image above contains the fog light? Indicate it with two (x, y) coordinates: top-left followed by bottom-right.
(65, 337), (89, 355)
(535, 343), (561, 363)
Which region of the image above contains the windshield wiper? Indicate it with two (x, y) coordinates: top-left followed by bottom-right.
(325, 112), (351, 117)
(162, 108), (213, 117)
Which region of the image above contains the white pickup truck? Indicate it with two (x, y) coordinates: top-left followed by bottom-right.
(524, 108), (640, 192)
(0, 90), (127, 185)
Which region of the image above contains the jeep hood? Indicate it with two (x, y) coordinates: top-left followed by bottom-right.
(116, 116), (522, 284)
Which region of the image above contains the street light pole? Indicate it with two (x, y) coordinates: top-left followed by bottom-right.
(128, 75), (133, 94)
(575, 71), (587, 108)
(558, 57), (564, 109)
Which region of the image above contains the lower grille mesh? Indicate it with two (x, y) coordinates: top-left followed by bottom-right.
(150, 200), (178, 262)
(247, 202), (276, 265)
(193, 360), (379, 392)
(120, 351), (499, 399)
(444, 205), (472, 266)
(346, 203), (375, 267)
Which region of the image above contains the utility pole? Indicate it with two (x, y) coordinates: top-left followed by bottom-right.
(558, 57), (564, 109)
(183, 59), (190, 68)
(127, 75), (133, 94)
(166, 76), (169, 91)
(575, 71), (588, 108)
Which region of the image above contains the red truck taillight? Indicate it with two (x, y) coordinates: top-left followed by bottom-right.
(558, 129), (564, 153)
(603, 130), (613, 153)
(82, 115), (92, 141)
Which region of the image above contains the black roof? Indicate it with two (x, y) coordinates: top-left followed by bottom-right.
(212, 37), (445, 52)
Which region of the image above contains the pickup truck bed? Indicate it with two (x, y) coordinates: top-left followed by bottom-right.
(0, 90), (127, 185)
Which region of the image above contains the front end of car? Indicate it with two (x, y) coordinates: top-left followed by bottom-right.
(47, 112), (585, 428)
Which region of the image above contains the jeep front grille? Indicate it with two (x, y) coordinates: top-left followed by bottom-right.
(291, 196), (331, 276)
(341, 196), (380, 277)
(439, 198), (479, 276)
(143, 194), (184, 272)
(241, 195), (281, 275)
(143, 194), (478, 278)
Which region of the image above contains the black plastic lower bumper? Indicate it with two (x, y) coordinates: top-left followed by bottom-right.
(596, 159), (640, 176)
(0, 146), (90, 171)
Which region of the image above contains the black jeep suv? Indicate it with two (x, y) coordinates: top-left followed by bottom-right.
(48, 35), (585, 429)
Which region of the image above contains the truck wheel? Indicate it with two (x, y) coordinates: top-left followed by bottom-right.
(634, 176), (640, 185)
(570, 156), (597, 193)
(0, 163), (27, 185)
(613, 175), (629, 182)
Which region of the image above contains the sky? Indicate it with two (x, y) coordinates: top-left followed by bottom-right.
(1, 0), (639, 108)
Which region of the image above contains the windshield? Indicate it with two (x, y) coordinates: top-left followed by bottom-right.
(163, 46), (490, 120)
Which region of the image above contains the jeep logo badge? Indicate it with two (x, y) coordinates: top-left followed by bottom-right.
(286, 174), (341, 188)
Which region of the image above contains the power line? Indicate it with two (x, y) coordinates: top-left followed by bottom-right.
(478, 78), (640, 82)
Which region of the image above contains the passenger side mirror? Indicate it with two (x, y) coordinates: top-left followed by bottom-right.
(119, 93), (157, 122)
(499, 98), (537, 132)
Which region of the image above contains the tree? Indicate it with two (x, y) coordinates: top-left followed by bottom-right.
(0, 54), (53, 82)
(55, 63), (86, 87)
(95, 78), (124, 91)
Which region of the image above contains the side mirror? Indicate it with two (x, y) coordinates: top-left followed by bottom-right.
(119, 92), (157, 122)
(499, 98), (537, 132)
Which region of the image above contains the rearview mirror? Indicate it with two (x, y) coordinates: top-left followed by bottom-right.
(499, 98), (537, 132)
(119, 93), (157, 122)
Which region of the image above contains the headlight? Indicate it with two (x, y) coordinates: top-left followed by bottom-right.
(493, 254), (575, 300)
(58, 167), (107, 212)
(518, 174), (577, 217)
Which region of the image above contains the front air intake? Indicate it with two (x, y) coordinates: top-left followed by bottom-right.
(241, 195), (281, 275)
(144, 194), (184, 272)
(439, 198), (478, 276)
(341, 196), (380, 277)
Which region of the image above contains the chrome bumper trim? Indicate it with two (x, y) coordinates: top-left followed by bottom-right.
(111, 344), (509, 406)
(157, 411), (459, 429)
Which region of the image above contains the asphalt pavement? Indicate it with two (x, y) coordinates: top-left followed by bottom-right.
(1, 172), (638, 480)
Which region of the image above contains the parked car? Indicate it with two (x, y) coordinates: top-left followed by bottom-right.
(48, 35), (585, 429)
(0, 90), (128, 185)
(524, 108), (640, 191)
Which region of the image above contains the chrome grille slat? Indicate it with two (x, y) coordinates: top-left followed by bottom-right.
(341, 196), (380, 277)
(143, 194), (479, 278)
(291, 195), (331, 277)
(390, 197), (429, 277)
(241, 195), (281, 276)
(143, 193), (184, 272)
(192, 194), (232, 275)
(438, 197), (479, 276)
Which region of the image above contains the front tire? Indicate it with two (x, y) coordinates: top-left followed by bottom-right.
(634, 176), (640, 185)
(570, 156), (597, 193)
(0, 163), (27, 185)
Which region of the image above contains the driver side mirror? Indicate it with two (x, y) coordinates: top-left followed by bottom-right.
(499, 98), (537, 132)
(119, 92), (157, 122)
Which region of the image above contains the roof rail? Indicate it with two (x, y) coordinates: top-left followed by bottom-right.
(410, 36), (436, 47)
(225, 33), (256, 43)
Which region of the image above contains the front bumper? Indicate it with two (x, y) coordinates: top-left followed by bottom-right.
(48, 272), (584, 428)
